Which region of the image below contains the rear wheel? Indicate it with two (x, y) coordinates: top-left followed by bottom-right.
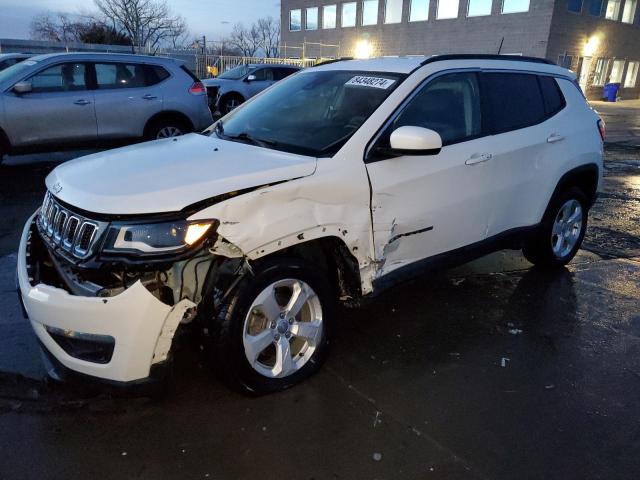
(205, 258), (334, 395)
(523, 187), (589, 268)
(146, 117), (191, 140)
(219, 94), (244, 115)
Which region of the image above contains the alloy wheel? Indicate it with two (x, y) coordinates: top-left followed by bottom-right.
(156, 126), (183, 139)
(242, 279), (323, 379)
(551, 199), (583, 258)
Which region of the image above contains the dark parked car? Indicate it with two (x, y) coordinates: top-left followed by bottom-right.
(202, 64), (300, 115)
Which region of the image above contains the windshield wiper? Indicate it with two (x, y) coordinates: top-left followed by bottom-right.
(224, 132), (279, 149)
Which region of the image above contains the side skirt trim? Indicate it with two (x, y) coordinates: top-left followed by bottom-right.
(370, 225), (539, 296)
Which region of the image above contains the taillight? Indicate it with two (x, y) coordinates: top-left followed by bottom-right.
(597, 118), (606, 142)
(189, 82), (206, 95)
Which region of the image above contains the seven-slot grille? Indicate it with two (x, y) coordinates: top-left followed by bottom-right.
(38, 192), (105, 259)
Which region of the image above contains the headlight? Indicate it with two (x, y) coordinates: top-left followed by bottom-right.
(104, 220), (214, 254)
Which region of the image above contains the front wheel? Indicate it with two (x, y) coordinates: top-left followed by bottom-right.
(206, 258), (335, 395)
(219, 94), (244, 115)
(523, 187), (589, 268)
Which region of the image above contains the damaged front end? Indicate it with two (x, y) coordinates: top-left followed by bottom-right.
(17, 194), (248, 384)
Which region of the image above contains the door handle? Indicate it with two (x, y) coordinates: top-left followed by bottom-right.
(73, 99), (91, 106)
(142, 94), (158, 100)
(547, 134), (565, 143)
(465, 153), (492, 165)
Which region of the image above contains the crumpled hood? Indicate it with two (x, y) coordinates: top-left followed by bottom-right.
(46, 134), (317, 215)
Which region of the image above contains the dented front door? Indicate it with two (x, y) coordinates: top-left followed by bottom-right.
(366, 140), (494, 278)
(364, 71), (494, 279)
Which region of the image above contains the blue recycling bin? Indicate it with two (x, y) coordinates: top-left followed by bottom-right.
(603, 83), (621, 102)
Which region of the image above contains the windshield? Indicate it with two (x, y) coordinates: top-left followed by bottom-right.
(218, 65), (254, 80)
(0, 60), (37, 85)
(213, 70), (404, 156)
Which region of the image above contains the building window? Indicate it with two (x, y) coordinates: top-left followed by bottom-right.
(410, 0), (430, 20)
(609, 59), (625, 82)
(323, 4), (337, 28)
(605, 0), (621, 19)
(342, 2), (357, 26)
(290, 9), (302, 31)
(306, 7), (319, 30)
(622, 0), (637, 22)
(502, 0), (529, 13)
(362, 0), (380, 24)
(592, 58), (610, 85)
(558, 54), (574, 68)
(385, 0), (404, 22)
(568, 0), (583, 12)
(468, 0), (492, 16)
(588, 0), (604, 15)
(437, 0), (460, 18)
(624, 61), (639, 87)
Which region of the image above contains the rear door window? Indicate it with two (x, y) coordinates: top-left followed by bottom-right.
(274, 68), (298, 80)
(483, 72), (545, 134)
(538, 75), (566, 116)
(95, 63), (147, 89)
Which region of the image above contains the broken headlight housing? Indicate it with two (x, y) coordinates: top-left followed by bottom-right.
(103, 220), (215, 255)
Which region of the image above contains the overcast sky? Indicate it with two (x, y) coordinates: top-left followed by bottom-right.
(0, 0), (281, 41)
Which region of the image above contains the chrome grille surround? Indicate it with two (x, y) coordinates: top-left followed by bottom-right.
(37, 191), (108, 260)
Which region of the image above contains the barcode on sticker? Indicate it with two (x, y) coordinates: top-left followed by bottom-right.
(345, 76), (396, 89)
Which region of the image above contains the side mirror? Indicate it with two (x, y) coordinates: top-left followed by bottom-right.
(389, 126), (442, 155)
(245, 74), (257, 82)
(13, 81), (32, 94)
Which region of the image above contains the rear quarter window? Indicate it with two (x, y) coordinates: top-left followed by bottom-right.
(144, 65), (170, 85)
(539, 76), (566, 115)
(483, 72), (546, 134)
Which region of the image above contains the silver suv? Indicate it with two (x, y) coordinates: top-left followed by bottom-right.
(203, 64), (300, 115)
(0, 52), (212, 161)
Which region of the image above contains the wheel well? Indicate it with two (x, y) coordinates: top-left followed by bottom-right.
(220, 91), (244, 102)
(253, 237), (363, 303)
(144, 111), (194, 137)
(552, 164), (599, 208)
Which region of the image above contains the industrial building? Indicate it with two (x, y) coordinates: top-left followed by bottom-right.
(280, 0), (640, 99)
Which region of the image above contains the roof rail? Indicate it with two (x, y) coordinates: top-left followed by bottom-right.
(312, 57), (354, 67)
(420, 54), (555, 66)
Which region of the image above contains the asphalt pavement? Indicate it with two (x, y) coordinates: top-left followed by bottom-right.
(0, 111), (639, 479)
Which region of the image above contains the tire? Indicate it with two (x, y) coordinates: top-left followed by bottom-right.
(145, 116), (191, 140)
(219, 94), (244, 115)
(205, 257), (335, 395)
(523, 187), (589, 268)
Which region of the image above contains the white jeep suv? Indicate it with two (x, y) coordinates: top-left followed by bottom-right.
(17, 55), (604, 394)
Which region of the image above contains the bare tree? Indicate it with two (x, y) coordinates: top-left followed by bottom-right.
(94, 0), (187, 52)
(256, 17), (280, 58)
(30, 13), (79, 42)
(30, 12), (131, 45)
(228, 23), (261, 57)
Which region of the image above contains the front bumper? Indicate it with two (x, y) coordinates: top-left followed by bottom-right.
(17, 212), (194, 383)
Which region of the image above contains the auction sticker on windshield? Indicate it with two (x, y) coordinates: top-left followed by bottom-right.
(345, 76), (396, 89)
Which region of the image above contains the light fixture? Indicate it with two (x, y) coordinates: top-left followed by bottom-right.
(354, 39), (373, 59)
(583, 35), (601, 56)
